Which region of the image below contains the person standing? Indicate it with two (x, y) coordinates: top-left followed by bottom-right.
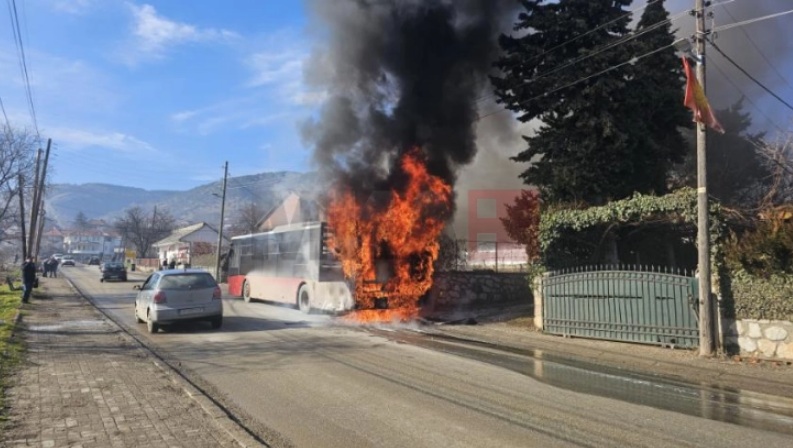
(50, 257), (59, 278)
(22, 257), (37, 303)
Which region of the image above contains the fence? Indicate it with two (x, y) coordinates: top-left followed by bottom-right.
(542, 265), (700, 347)
(437, 239), (529, 273)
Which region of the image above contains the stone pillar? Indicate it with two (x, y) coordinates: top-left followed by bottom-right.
(532, 274), (546, 330)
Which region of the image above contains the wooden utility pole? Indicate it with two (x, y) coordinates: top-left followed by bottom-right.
(18, 173), (27, 260)
(26, 139), (52, 259)
(695, 0), (714, 357)
(33, 139), (52, 259)
(27, 148), (42, 254)
(214, 161), (228, 281)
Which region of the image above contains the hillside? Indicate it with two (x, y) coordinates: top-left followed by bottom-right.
(45, 171), (318, 228)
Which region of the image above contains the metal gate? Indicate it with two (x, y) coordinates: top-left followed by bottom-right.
(543, 266), (699, 348)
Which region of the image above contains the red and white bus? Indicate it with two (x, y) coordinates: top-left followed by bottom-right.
(226, 221), (354, 313)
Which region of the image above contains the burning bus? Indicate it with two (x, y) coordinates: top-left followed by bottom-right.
(227, 148), (452, 322)
(226, 221), (355, 313)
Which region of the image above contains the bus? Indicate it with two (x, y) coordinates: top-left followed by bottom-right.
(226, 221), (354, 313)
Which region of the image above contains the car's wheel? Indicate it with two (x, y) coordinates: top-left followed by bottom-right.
(135, 305), (144, 323)
(243, 280), (252, 303)
(210, 316), (222, 329)
(100, 278), (104, 283)
(298, 284), (311, 314)
(146, 311), (159, 334)
(121, 276), (127, 282)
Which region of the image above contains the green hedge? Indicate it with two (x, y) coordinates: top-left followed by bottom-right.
(729, 269), (793, 321)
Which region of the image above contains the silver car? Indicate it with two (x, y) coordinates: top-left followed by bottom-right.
(134, 269), (223, 333)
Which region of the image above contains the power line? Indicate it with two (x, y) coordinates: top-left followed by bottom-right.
(478, 42), (677, 122)
(712, 7), (793, 33)
(481, 7), (688, 105)
(719, 3), (793, 97)
(707, 57), (786, 133)
(6, 0), (39, 139)
(708, 39), (793, 114)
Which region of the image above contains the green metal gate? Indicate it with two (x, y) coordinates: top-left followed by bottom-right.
(543, 266), (699, 348)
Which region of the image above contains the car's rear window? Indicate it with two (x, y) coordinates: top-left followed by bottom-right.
(106, 263), (124, 269)
(158, 273), (217, 290)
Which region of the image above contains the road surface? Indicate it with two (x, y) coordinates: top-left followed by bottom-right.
(62, 265), (793, 447)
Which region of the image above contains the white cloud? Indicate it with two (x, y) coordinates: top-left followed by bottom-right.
(50, 127), (157, 154)
(51, 0), (95, 15)
(124, 3), (238, 64)
(245, 48), (326, 106)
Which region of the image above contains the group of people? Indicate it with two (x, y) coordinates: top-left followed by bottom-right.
(43, 256), (60, 278)
(161, 258), (177, 270)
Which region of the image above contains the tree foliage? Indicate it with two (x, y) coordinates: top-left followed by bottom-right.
(73, 211), (91, 233)
(0, 126), (36, 245)
(492, 0), (689, 204)
(669, 99), (770, 208)
(113, 206), (175, 258)
(499, 190), (541, 263)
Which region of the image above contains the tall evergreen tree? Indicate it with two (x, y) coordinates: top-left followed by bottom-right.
(627, 0), (691, 193)
(492, 0), (686, 204)
(670, 99), (770, 208)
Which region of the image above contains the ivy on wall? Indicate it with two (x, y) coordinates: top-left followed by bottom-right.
(538, 187), (725, 269)
(729, 269), (793, 321)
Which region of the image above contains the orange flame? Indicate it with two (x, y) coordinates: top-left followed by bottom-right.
(327, 147), (452, 323)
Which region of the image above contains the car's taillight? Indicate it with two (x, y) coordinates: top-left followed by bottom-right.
(212, 286), (222, 300)
(153, 291), (167, 304)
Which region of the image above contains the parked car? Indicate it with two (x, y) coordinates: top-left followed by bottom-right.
(88, 257), (101, 265)
(134, 270), (222, 333)
(53, 253), (63, 261)
(100, 262), (127, 282)
(60, 256), (75, 266)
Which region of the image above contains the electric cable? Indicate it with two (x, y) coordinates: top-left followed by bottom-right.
(719, 3), (793, 97)
(478, 42), (676, 122)
(708, 39), (793, 113)
(6, 0), (40, 139)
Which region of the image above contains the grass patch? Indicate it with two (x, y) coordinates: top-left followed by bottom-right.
(0, 279), (24, 421)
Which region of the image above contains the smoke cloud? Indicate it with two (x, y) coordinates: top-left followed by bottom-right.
(302, 0), (517, 205)
(665, 0), (793, 129)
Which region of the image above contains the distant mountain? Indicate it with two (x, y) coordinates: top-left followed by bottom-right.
(45, 171), (319, 228)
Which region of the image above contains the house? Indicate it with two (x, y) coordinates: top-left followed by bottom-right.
(63, 229), (122, 261)
(257, 192), (324, 232)
(153, 222), (229, 266)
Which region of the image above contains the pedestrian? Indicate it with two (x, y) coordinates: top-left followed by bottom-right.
(161, 258), (168, 271)
(168, 258), (176, 270)
(21, 257), (37, 303)
(43, 258), (51, 278)
(50, 257), (59, 278)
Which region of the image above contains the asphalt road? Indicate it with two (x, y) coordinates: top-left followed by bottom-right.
(62, 265), (793, 448)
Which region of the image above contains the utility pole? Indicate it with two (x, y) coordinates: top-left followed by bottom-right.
(214, 161), (228, 281)
(33, 140), (52, 259)
(28, 148), (42, 255)
(18, 174), (27, 260)
(695, 0), (714, 357)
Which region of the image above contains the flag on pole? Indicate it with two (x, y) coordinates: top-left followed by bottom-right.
(682, 56), (725, 133)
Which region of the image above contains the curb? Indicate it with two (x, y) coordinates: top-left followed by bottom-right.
(63, 278), (266, 447)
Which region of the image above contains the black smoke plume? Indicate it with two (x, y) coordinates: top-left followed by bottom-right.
(302, 0), (515, 207)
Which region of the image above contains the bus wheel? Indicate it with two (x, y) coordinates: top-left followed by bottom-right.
(243, 280), (252, 303)
(298, 285), (311, 314)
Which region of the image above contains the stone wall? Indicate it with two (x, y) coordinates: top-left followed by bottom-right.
(725, 319), (793, 360)
(427, 272), (532, 311)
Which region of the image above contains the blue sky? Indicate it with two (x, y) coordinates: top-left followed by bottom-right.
(1, 0), (316, 190)
(2, 0), (792, 193)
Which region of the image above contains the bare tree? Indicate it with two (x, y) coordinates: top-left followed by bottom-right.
(0, 126), (36, 246)
(757, 132), (793, 208)
(229, 202), (265, 236)
(113, 206), (175, 258)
